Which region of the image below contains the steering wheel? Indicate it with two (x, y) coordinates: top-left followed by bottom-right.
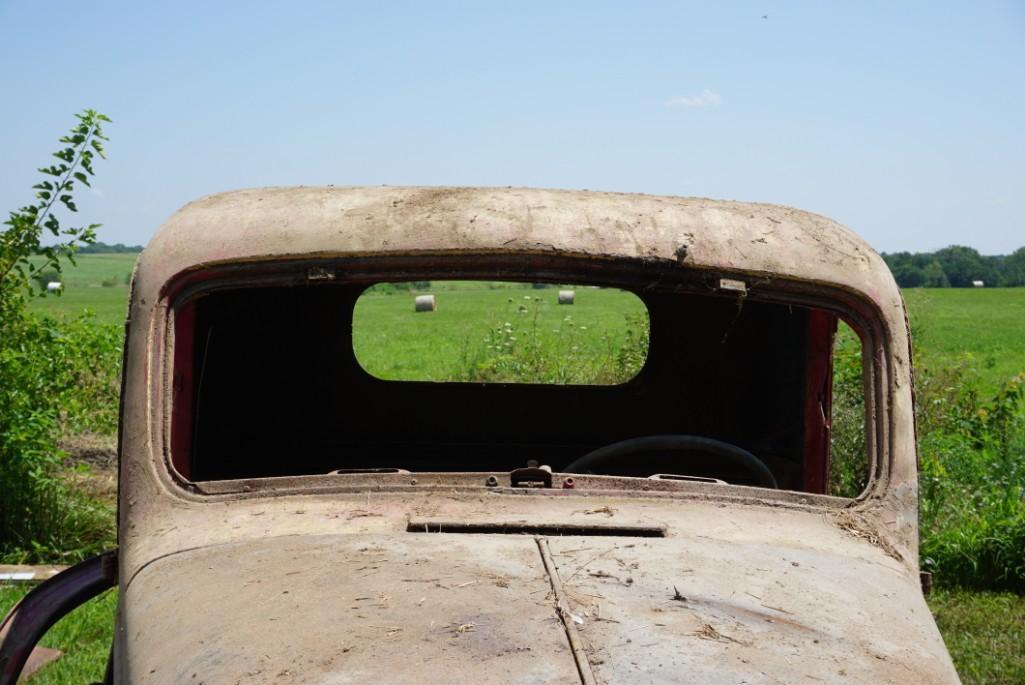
(561, 434), (778, 489)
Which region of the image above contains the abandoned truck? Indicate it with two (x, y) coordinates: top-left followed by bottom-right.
(1, 187), (961, 684)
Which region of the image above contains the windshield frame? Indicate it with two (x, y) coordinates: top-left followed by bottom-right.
(157, 253), (889, 504)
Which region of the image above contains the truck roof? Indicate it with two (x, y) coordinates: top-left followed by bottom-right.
(140, 186), (898, 308)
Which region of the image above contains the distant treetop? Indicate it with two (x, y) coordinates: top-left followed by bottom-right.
(882, 245), (1025, 288)
(78, 241), (143, 254)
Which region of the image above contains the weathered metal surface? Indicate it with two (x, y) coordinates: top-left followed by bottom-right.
(110, 492), (959, 683)
(137, 187), (891, 308)
(119, 535), (580, 684)
(546, 535), (954, 684)
(102, 187), (949, 682)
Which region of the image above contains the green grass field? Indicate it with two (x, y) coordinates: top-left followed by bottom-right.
(905, 288), (1025, 396)
(28, 253), (136, 324)
(353, 284), (646, 382)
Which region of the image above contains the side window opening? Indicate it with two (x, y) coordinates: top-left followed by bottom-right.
(829, 320), (868, 497)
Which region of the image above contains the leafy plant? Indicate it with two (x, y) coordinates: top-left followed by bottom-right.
(1, 109), (110, 303)
(0, 110), (115, 563)
(915, 364), (1025, 591)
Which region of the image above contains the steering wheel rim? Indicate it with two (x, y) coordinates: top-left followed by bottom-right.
(562, 434), (778, 489)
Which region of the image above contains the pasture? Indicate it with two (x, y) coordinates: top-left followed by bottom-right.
(905, 288), (1025, 396)
(28, 253), (136, 323)
(353, 283), (646, 383)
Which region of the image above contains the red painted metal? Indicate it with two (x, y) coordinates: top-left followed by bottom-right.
(802, 310), (837, 494)
(170, 301), (195, 478)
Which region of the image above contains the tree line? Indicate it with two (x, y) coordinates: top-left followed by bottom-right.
(882, 245), (1025, 288)
(78, 240), (142, 253)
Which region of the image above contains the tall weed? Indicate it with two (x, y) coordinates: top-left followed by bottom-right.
(458, 296), (649, 384)
(919, 370), (1025, 591)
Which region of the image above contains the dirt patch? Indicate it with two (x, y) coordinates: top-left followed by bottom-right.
(59, 432), (117, 505)
(60, 432), (117, 468)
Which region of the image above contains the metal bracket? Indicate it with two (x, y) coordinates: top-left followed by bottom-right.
(509, 465), (553, 488)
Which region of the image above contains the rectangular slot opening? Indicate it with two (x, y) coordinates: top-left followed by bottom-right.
(406, 519), (666, 537)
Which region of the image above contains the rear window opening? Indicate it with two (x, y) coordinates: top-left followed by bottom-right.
(169, 275), (868, 497)
(352, 281), (649, 385)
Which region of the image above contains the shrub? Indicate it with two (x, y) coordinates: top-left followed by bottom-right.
(0, 313), (116, 563)
(918, 369), (1025, 591)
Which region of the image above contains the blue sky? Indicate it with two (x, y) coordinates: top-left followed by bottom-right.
(1, 1), (1023, 253)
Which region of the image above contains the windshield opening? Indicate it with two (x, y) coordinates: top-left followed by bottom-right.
(169, 277), (867, 495)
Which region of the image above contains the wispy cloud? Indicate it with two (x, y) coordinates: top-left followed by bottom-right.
(665, 90), (722, 108)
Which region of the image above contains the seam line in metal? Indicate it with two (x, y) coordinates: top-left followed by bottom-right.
(536, 536), (597, 685)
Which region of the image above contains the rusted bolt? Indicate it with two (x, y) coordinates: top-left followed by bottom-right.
(562, 477), (575, 489)
(485, 475), (499, 487)
(409, 479), (418, 486)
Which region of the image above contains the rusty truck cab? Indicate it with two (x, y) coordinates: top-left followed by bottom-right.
(1, 187), (960, 684)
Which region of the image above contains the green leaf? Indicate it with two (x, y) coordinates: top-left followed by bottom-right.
(73, 172), (90, 187)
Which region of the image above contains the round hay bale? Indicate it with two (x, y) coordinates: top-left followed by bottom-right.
(558, 290), (575, 305)
(414, 294), (437, 312)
